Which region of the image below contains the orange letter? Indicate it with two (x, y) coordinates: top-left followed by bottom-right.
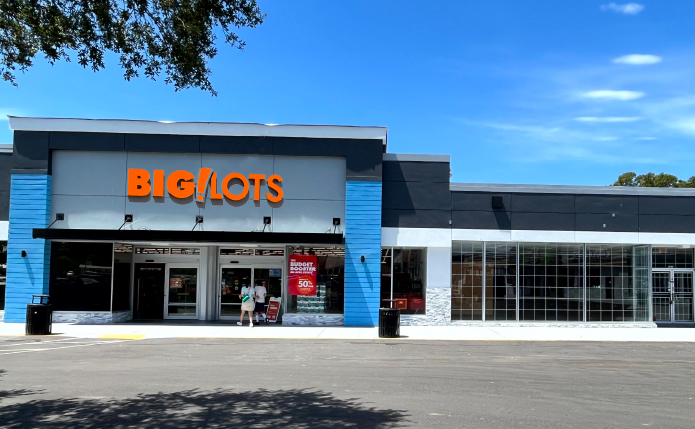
(196, 168), (213, 202)
(266, 174), (283, 202)
(209, 173), (223, 200)
(153, 170), (165, 197)
(222, 173), (249, 201)
(127, 169), (151, 196)
(166, 170), (195, 199)
(248, 174), (265, 201)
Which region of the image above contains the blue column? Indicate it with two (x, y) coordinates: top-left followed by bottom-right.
(344, 181), (382, 327)
(4, 174), (51, 323)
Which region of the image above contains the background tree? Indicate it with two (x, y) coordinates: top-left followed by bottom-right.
(612, 172), (695, 188)
(0, 0), (265, 95)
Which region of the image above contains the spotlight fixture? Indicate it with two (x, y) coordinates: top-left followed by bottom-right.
(263, 216), (272, 225)
(119, 214), (134, 230)
(333, 218), (341, 226)
(21, 250), (27, 258)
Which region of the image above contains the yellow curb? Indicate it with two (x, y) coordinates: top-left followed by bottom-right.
(98, 334), (146, 340)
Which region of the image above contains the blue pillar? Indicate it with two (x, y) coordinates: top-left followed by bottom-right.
(4, 174), (51, 323)
(344, 181), (382, 327)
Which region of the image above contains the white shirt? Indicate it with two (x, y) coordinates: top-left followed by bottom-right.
(241, 286), (254, 302)
(254, 286), (267, 303)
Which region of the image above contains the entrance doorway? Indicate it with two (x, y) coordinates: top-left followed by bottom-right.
(653, 270), (694, 322)
(134, 263), (165, 319)
(219, 264), (283, 320)
(164, 263), (199, 319)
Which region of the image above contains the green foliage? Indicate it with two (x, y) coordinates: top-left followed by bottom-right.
(0, 0), (265, 94)
(613, 172), (695, 188)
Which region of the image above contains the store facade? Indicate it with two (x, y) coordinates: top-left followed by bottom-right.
(1, 117), (694, 327)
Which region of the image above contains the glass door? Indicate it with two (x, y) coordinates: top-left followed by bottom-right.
(652, 270), (694, 322)
(164, 263), (199, 319)
(219, 264), (283, 320)
(220, 265), (252, 319)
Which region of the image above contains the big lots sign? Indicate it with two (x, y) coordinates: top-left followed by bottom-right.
(127, 168), (283, 202)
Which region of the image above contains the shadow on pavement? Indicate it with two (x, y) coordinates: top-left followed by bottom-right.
(0, 380), (409, 428)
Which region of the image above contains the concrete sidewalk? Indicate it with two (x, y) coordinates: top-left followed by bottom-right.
(2, 322), (695, 341)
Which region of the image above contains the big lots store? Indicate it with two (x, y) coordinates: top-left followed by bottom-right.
(1, 117), (694, 327)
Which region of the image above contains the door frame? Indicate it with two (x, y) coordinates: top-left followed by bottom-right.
(652, 268), (695, 323)
(218, 262), (285, 320)
(164, 262), (201, 320)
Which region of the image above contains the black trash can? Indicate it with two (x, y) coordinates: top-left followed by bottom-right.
(379, 308), (400, 338)
(26, 294), (52, 335)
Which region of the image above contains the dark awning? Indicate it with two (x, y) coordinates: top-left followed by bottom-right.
(32, 228), (344, 245)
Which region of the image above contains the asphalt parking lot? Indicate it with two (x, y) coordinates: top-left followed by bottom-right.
(1, 336), (695, 428)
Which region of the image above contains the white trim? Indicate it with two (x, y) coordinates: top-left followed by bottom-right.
(0, 221), (7, 241)
(388, 227), (695, 245)
(381, 227), (451, 247)
(8, 117), (388, 144)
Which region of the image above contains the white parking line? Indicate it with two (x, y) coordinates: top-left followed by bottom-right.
(0, 337), (78, 347)
(0, 340), (128, 355)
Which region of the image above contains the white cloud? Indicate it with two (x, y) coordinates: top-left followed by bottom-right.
(600, 3), (645, 15)
(613, 54), (662, 65)
(581, 90), (644, 100)
(575, 116), (642, 122)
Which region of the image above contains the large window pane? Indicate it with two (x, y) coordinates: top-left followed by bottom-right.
(49, 242), (113, 311)
(452, 242), (483, 320)
(485, 243), (517, 321)
(519, 244), (583, 322)
(392, 249), (425, 314)
(112, 244), (132, 311)
(633, 246), (650, 322)
(652, 247), (694, 268)
(380, 248), (392, 308)
(587, 245), (635, 322)
(288, 247), (344, 314)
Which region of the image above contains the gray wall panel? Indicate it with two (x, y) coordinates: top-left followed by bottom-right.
(199, 135), (273, 154)
(639, 196), (695, 215)
(452, 210), (511, 230)
(273, 199), (345, 233)
(452, 192), (512, 211)
(0, 190), (8, 220)
(52, 151), (127, 196)
(125, 134), (200, 153)
(51, 195), (126, 229)
(512, 193), (575, 213)
(383, 161), (450, 183)
(639, 215), (695, 233)
(12, 131), (50, 171)
(382, 209), (450, 228)
(382, 182), (451, 210)
(50, 132), (125, 151)
(512, 212), (575, 231)
(274, 156), (346, 201)
(575, 213), (639, 232)
(575, 195), (638, 214)
(200, 199), (272, 232)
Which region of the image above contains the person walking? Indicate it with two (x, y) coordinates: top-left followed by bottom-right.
(238, 282), (255, 327)
(254, 280), (268, 325)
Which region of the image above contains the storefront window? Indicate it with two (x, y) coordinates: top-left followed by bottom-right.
(288, 247), (344, 314)
(49, 242), (113, 311)
(451, 242), (483, 320)
(485, 243), (517, 321)
(652, 247), (694, 268)
(112, 244), (132, 311)
(381, 248), (425, 315)
(0, 241), (6, 311)
(587, 245), (640, 322)
(519, 244), (583, 322)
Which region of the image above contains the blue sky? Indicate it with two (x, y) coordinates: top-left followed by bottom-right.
(2, 1), (695, 185)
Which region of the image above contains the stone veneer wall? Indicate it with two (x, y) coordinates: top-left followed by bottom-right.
(52, 311), (133, 324)
(400, 288), (451, 326)
(282, 314), (344, 326)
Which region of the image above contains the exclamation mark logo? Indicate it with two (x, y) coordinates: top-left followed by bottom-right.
(197, 168), (213, 202)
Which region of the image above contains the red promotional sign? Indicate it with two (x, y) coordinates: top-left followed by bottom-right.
(266, 298), (281, 323)
(289, 254), (318, 296)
